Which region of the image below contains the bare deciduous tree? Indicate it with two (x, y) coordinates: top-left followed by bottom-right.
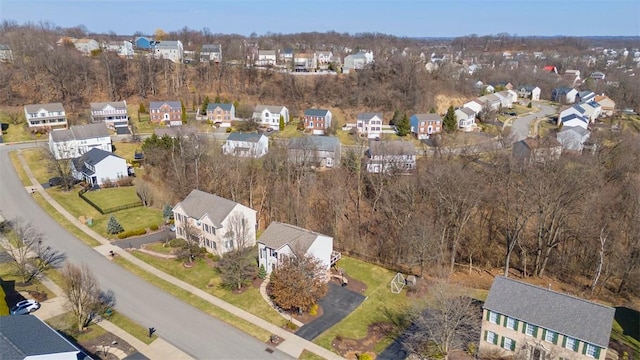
(61, 263), (114, 331)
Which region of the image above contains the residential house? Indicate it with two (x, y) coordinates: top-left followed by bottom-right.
(258, 221), (338, 279)
(172, 189), (257, 256)
(455, 108), (477, 131)
(0, 315), (88, 360)
(517, 85), (541, 101)
(356, 112), (384, 139)
(73, 38), (100, 55)
(559, 105), (590, 129)
(222, 133), (268, 158)
(464, 99), (485, 115)
(580, 101), (602, 123)
(90, 101), (129, 132)
(279, 48), (294, 63)
(49, 123), (112, 160)
(256, 50), (277, 66)
(200, 44), (222, 63)
(366, 140), (416, 174)
(253, 105), (289, 131)
(0, 44), (13, 62)
(150, 101), (183, 126)
(134, 36), (156, 49)
(557, 126), (591, 153)
(479, 276), (614, 360)
(206, 103), (236, 127)
(482, 94), (503, 111)
(343, 52), (371, 73)
(294, 53), (317, 71)
(103, 40), (134, 58)
(482, 84), (496, 94)
(409, 113), (442, 139)
(590, 71), (606, 81)
(24, 103), (68, 130)
(543, 65), (558, 74)
(493, 81), (514, 90)
(154, 41), (183, 63)
(288, 136), (341, 168)
(303, 109), (332, 135)
(594, 95), (616, 116)
(316, 50), (333, 65)
(495, 90), (518, 109)
(512, 137), (563, 163)
(576, 91), (596, 104)
(551, 87), (578, 104)
(71, 148), (128, 186)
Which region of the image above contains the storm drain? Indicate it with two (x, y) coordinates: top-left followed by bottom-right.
(265, 348), (274, 354)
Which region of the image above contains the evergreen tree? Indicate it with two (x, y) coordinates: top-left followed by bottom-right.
(279, 115), (285, 131)
(200, 96), (210, 116)
(214, 95), (221, 103)
(138, 103), (146, 114)
(106, 216), (124, 234)
(181, 100), (187, 122)
(396, 113), (411, 136)
(390, 109), (401, 126)
(162, 204), (173, 221)
(429, 107), (437, 113)
(443, 106), (457, 133)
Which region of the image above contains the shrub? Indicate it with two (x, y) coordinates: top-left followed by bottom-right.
(169, 238), (187, 248)
(116, 228), (147, 239)
(357, 353), (373, 360)
(286, 321), (298, 330)
(116, 177), (134, 187)
(309, 304), (318, 316)
(211, 254), (221, 262)
(149, 224), (159, 231)
(258, 265), (267, 280)
(527, 102), (532, 108)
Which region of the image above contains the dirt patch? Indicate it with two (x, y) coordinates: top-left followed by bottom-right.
(252, 277), (263, 288)
(77, 331), (137, 360)
(330, 270), (367, 294)
(332, 322), (393, 358)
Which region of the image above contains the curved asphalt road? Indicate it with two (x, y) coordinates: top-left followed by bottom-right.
(0, 143), (291, 360)
(509, 102), (558, 142)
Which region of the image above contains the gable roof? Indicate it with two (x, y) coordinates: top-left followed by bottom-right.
(356, 112), (383, 122)
(559, 126), (590, 137)
(0, 44), (11, 50)
(73, 148), (121, 170)
(561, 113), (588, 124)
(206, 103), (233, 111)
(457, 107), (476, 117)
(226, 132), (265, 143)
(201, 44), (221, 52)
(288, 136), (340, 152)
(0, 313), (85, 359)
(484, 276), (614, 348)
(176, 189), (248, 227)
(24, 102), (65, 113)
(155, 41), (181, 49)
(369, 141), (416, 156)
(90, 101), (127, 112)
(50, 123), (110, 143)
(304, 109), (330, 117)
(254, 105), (286, 113)
(150, 101), (181, 110)
(258, 221), (325, 254)
(411, 114), (442, 122)
(553, 87), (576, 95)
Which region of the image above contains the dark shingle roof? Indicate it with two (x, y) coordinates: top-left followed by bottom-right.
(411, 114), (442, 122)
(206, 103), (233, 111)
(258, 221), (326, 254)
(0, 315), (83, 358)
(368, 141), (416, 156)
(72, 148), (121, 171)
(90, 101), (127, 112)
(201, 44), (221, 52)
(288, 136), (340, 152)
(226, 132), (264, 142)
(149, 101), (181, 110)
(176, 189), (247, 227)
(304, 109), (330, 117)
(484, 276), (614, 347)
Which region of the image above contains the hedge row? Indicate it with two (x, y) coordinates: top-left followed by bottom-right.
(116, 228), (147, 239)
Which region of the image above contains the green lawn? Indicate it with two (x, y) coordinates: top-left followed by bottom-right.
(130, 251), (289, 327)
(83, 187), (141, 209)
(0, 262), (56, 301)
(22, 148), (55, 184)
(112, 141), (143, 163)
(313, 256), (407, 353)
(108, 310), (158, 344)
(0, 110), (34, 142)
(32, 193), (101, 247)
(272, 120), (305, 139)
(47, 312), (108, 343)
(299, 350), (326, 360)
(144, 242), (176, 255)
(113, 256), (272, 342)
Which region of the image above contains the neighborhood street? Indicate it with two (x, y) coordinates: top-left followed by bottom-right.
(0, 143), (292, 360)
(509, 102), (558, 141)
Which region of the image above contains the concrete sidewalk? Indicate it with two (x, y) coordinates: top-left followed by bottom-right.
(16, 150), (343, 360)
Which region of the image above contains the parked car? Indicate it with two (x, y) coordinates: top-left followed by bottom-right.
(10, 299), (40, 315)
(48, 177), (62, 186)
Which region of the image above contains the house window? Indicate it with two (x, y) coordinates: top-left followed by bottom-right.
(564, 337), (578, 351)
(544, 330), (558, 344)
(502, 337), (516, 351)
(224, 239), (234, 250)
(506, 317), (517, 330)
(488, 311), (499, 324)
(585, 344), (598, 358)
(485, 331), (498, 345)
(525, 323), (537, 336)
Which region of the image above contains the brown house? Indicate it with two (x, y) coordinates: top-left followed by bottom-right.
(149, 101), (182, 126)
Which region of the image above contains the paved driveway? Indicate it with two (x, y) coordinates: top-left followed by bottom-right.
(295, 282), (366, 341)
(112, 229), (175, 249)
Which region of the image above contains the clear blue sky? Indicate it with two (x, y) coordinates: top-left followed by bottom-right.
(1, 0), (639, 38)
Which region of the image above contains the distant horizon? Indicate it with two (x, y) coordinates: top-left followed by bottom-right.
(1, 0), (639, 38)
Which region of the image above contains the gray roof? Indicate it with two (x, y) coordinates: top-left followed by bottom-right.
(259, 50), (276, 56)
(288, 136), (340, 152)
(553, 87), (575, 95)
(73, 148), (121, 170)
(206, 103), (233, 111)
(254, 105), (286, 113)
(411, 113), (442, 122)
(150, 101), (181, 110)
(24, 102), (65, 113)
(484, 276), (614, 347)
(368, 141), (416, 156)
(458, 107), (476, 117)
(304, 109), (330, 117)
(201, 44), (221, 52)
(227, 132), (265, 143)
(356, 112), (383, 123)
(50, 123), (110, 142)
(559, 126), (590, 137)
(258, 221), (326, 254)
(90, 101), (127, 112)
(0, 315), (84, 358)
(0, 44), (10, 50)
(176, 189), (245, 227)
(155, 41), (181, 49)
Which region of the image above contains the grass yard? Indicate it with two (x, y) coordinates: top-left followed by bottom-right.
(130, 251), (289, 327)
(314, 256), (407, 353)
(0, 262), (56, 301)
(112, 141), (143, 163)
(83, 187), (141, 209)
(108, 310), (158, 344)
(273, 120), (304, 139)
(21, 148), (55, 184)
(47, 312), (108, 343)
(144, 242), (175, 255)
(298, 350), (327, 360)
(0, 107), (34, 142)
(113, 256), (272, 342)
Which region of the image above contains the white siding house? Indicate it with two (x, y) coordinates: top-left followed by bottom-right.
(366, 141), (416, 174)
(154, 41), (184, 63)
(49, 123), (112, 160)
(356, 113), (384, 139)
(71, 148), (128, 186)
(222, 133), (268, 158)
(258, 221), (336, 280)
(455, 108), (477, 131)
(172, 189), (257, 256)
(90, 101), (129, 131)
(252, 105), (289, 131)
(24, 103), (68, 130)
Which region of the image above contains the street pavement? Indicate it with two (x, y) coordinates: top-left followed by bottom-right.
(0, 143), (293, 360)
(508, 102), (558, 142)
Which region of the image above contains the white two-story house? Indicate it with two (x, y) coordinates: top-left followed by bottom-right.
(24, 103), (68, 131)
(356, 112), (384, 139)
(253, 105), (289, 131)
(49, 123), (112, 160)
(172, 189), (257, 256)
(222, 133), (268, 158)
(90, 101), (129, 132)
(366, 140), (416, 174)
(71, 148), (128, 186)
(154, 40), (183, 63)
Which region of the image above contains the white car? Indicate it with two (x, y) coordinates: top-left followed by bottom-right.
(10, 299), (40, 315)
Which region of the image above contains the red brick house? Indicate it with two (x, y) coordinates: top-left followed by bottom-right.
(150, 101), (182, 126)
(303, 109), (332, 135)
